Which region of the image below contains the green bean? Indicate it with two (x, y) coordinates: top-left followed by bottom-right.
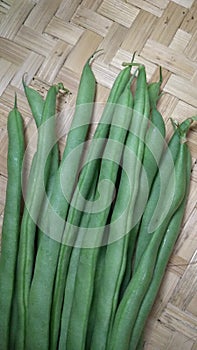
(22, 78), (44, 128)
(15, 83), (63, 350)
(90, 65), (149, 350)
(58, 71), (136, 350)
(56, 62), (135, 349)
(85, 245), (107, 349)
(108, 121), (189, 350)
(49, 57), (98, 350)
(68, 75), (133, 348)
(133, 117), (194, 272)
(24, 57), (97, 350)
(0, 97), (24, 350)
(120, 75), (166, 296)
(23, 60), (96, 349)
(62, 62), (134, 232)
(57, 170), (100, 350)
(129, 127), (192, 349)
(23, 80), (60, 223)
(9, 84), (45, 350)
(54, 59), (130, 344)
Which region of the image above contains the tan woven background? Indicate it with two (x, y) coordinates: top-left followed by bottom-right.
(0, 0), (197, 348)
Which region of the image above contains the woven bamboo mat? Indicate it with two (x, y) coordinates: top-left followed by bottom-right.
(0, 0), (197, 348)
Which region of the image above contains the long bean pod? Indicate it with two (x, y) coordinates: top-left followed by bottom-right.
(64, 74), (135, 350)
(0, 98), (24, 350)
(129, 125), (192, 349)
(108, 121), (189, 350)
(133, 117), (194, 272)
(23, 80), (60, 216)
(23, 79), (44, 128)
(57, 62), (134, 349)
(120, 75), (166, 295)
(60, 72), (133, 349)
(90, 65), (150, 350)
(15, 83), (63, 350)
(25, 58), (96, 350)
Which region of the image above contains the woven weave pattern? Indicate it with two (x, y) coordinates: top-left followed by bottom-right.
(0, 1), (197, 348)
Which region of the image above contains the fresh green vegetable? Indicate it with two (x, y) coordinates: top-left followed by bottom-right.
(0, 97), (24, 350)
(133, 118), (194, 272)
(23, 79), (60, 206)
(22, 78), (44, 128)
(0, 57), (195, 350)
(57, 62), (135, 350)
(16, 83), (63, 350)
(65, 74), (136, 350)
(25, 57), (97, 350)
(120, 74), (166, 296)
(129, 124), (192, 349)
(90, 65), (150, 350)
(108, 119), (190, 350)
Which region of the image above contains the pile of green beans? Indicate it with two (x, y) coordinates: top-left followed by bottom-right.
(0, 53), (196, 350)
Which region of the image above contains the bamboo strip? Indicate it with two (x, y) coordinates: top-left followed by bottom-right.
(81, 0), (103, 11)
(174, 208), (197, 261)
(170, 250), (197, 310)
(56, 0), (82, 21)
(0, 58), (17, 96)
(0, 85), (33, 118)
(24, 0), (62, 32)
(121, 9), (156, 54)
(147, 0), (169, 8)
(0, 175), (7, 209)
(169, 29), (192, 52)
(0, 0), (34, 39)
(45, 16), (84, 45)
(141, 39), (197, 79)
(172, 0), (195, 9)
(0, 37), (29, 64)
(15, 25), (56, 56)
(184, 28), (197, 61)
(181, 0), (197, 35)
(164, 73), (197, 107)
(64, 30), (103, 74)
(97, 0), (139, 28)
(38, 40), (71, 84)
(144, 320), (174, 350)
(72, 5), (113, 37)
(97, 22), (127, 63)
(168, 255), (188, 276)
(0, 103), (10, 129)
(160, 302), (197, 339)
(126, 0), (164, 17)
(150, 1), (186, 45)
(11, 52), (44, 89)
(167, 331), (194, 350)
(0, 133), (8, 177)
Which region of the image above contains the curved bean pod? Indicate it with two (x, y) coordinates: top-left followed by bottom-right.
(133, 117), (195, 272)
(120, 75), (165, 296)
(22, 78), (44, 128)
(108, 124), (189, 350)
(0, 99), (24, 350)
(56, 62), (134, 350)
(90, 65), (150, 350)
(58, 72), (136, 350)
(16, 83), (63, 350)
(25, 58), (96, 350)
(129, 131), (192, 349)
